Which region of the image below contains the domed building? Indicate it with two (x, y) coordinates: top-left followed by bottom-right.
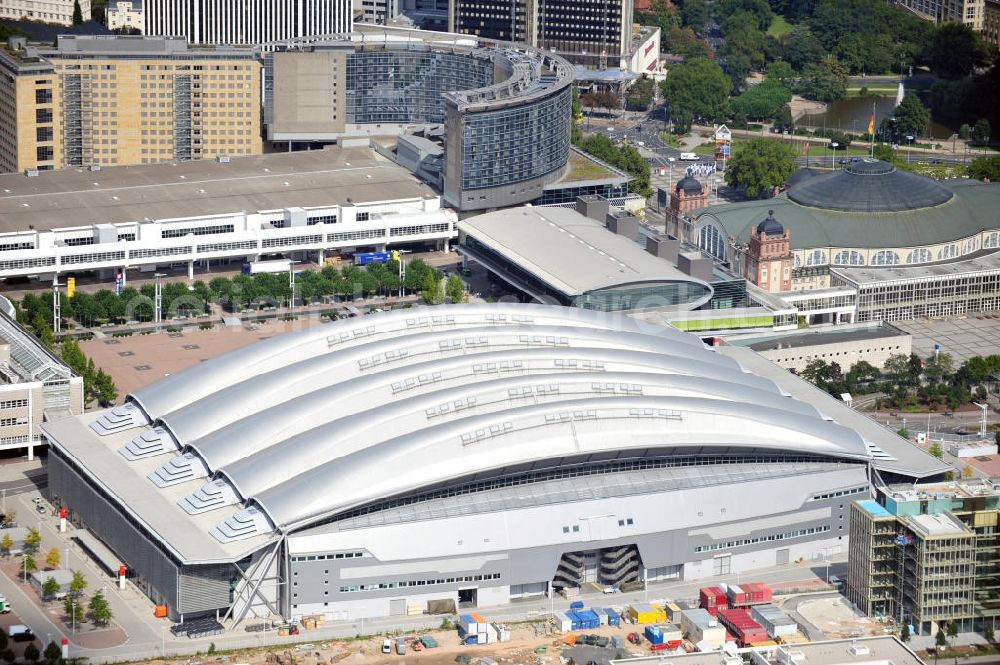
(690, 159), (1000, 292)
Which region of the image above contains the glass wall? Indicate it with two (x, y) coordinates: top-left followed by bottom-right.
(345, 51), (494, 124)
(574, 281), (712, 312)
(461, 88), (571, 190)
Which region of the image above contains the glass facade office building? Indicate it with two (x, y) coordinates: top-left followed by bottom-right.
(345, 51), (493, 124)
(460, 88), (571, 190)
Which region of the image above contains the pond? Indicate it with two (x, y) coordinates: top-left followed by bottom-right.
(798, 94), (954, 140)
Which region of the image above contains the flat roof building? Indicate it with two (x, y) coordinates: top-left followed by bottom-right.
(0, 35), (261, 173)
(0, 146), (456, 282)
(0, 312), (83, 459)
(732, 325), (912, 373)
(457, 206), (714, 311)
(264, 28), (576, 211)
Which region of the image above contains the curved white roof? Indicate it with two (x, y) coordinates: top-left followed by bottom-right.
(92, 304), (871, 547)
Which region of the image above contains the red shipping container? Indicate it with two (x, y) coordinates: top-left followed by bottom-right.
(718, 608), (768, 647)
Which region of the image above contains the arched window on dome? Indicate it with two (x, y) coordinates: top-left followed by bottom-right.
(793, 254), (802, 268)
(985, 232), (1000, 249)
(937, 244), (958, 261)
(698, 223), (727, 262)
(906, 248), (932, 264)
(805, 249), (827, 266)
(833, 250), (865, 266)
(870, 250), (900, 266)
(964, 237), (980, 255)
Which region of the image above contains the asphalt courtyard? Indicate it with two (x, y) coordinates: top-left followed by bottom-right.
(892, 313), (1000, 363)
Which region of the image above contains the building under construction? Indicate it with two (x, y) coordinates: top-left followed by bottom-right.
(847, 479), (1000, 635)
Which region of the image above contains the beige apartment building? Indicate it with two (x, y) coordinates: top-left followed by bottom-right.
(0, 43), (60, 174)
(0, 0), (91, 25)
(0, 35), (262, 173)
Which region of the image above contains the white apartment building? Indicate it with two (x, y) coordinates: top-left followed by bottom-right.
(141, 0), (352, 45)
(0, 0), (91, 25)
(105, 0), (143, 30)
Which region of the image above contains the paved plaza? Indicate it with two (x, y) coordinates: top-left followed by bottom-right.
(893, 313), (1000, 362)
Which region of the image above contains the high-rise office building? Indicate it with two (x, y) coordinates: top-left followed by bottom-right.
(847, 480), (1000, 635)
(448, 0), (634, 69)
(142, 0), (352, 45)
(0, 35), (261, 173)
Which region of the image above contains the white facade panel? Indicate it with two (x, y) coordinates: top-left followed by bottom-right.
(143, 0), (352, 46)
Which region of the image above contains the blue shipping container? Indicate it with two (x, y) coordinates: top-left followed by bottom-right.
(565, 611), (583, 631)
(605, 609), (620, 626)
(578, 610), (601, 629)
(570, 601), (585, 610)
(645, 626), (664, 645)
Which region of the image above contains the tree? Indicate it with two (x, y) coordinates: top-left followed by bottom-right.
(661, 58), (732, 123)
(63, 596), (84, 624)
(900, 623), (910, 642)
(22, 643), (38, 663)
(897, 427), (910, 439)
(421, 272), (442, 305)
(893, 92), (930, 138)
(962, 464), (975, 479)
(445, 275), (465, 303)
(23, 527), (40, 553)
(985, 625), (995, 643)
(730, 82), (793, 120)
(88, 590), (113, 625)
(765, 60), (795, 86)
(924, 352), (955, 382)
(95, 369), (118, 407)
(973, 118), (992, 145)
(724, 138), (797, 198)
(72, 0), (83, 24)
(783, 26), (827, 70)
(795, 57), (848, 102)
(968, 155), (1000, 182)
(21, 553), (37, 581)
(936, 626), (948, 647)
(928, 22), (991, 80)
(41, 576), (61, 602)
(0, 534), (11, 557)
(680, 0), (709, 32)
(43, 642), (61, 662)
(44, 547), (60, 570)
(947, 620), (959, 642)
(928, 441), (943, 458)
(70, 569), (87, 597)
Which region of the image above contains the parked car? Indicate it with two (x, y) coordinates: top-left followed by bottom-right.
(396, 637), (407, 655)
(10, 625), (33, 642)
(382, 639), (392, 654)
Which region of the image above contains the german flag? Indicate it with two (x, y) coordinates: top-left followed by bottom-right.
(867, 114), (875, 136)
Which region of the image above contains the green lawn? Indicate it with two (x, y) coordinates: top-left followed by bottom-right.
(659, 132), (684, 148)
(767, 15), (792, 36)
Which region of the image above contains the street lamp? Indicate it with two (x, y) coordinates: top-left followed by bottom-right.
(830, 142), (839, 168)
(905, 135), (914, 164)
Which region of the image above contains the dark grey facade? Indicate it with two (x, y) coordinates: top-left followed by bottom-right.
(48, 448), (236, 619)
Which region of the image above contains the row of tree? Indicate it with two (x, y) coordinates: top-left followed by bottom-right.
(798, 352), (1000, 412)
(17, 258), (447, 329)
(573, 133), (653, 198)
